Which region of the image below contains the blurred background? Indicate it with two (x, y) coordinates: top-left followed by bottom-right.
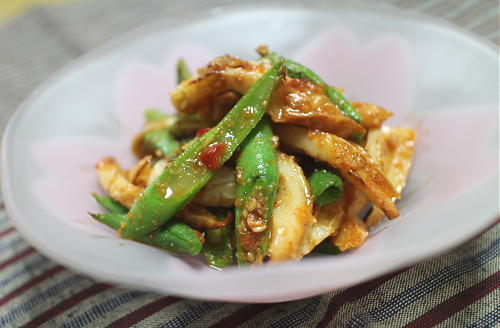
(0, 0), (498, 133)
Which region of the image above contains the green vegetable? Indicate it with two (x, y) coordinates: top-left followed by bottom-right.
(121, 59), (286, 239)
(144, 109), (209, 138)
(203, 225), (233, 269)
(267, 53), (362, 123)
(141, 129), (181, 158)
(144, 109), (168, 123)
(235, 117), (278, 264)
(313, 240), (341, 255)
(308, 169), (343, 205)
(177, 58), (192, 84)
(168, 114), (209, 139)
(90, 213), (202, 255)
(92, 193), (127, 214)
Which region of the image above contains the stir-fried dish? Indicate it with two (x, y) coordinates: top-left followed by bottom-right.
(90, 46), (416, 269)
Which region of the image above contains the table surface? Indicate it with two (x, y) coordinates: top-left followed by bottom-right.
(0, 0), (498, 327)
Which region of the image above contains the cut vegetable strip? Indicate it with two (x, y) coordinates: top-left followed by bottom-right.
(353, 103), (393, 129)
(203, 225), (234, 269)
(235, 117), (279, 264)
(275, 124), (400, 219)
(308, 169), (343, 205)
(268, 152), (314, 262)
(313, 240), (341, 255)
(171, 55), (365, 137)
(144, 109), (168, 123)
(365, 127), (416, 227)
(92, 194), (127, 214)
(193, 166), (236, 208)
(299, 181), (367, 256)
(176, 58), (192, 84)
(96, 157), (144, 208)
(176, 205), (233, 231)
(266, 52), (363, 122)
(267, 77), (365, 138)
(90, 213), (202, 255)
(298, 200), (344, 257)
(140, 129), (181, 158)
(332, 215), (368, 251)
(121, 59), (285, 239)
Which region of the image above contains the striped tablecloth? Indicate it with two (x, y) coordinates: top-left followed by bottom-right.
(0, 0), (498, 327)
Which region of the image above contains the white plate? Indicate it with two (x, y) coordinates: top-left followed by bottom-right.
(2, 2), (497, 303)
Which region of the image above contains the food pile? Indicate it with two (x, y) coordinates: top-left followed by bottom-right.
(91, 46), (416, 268)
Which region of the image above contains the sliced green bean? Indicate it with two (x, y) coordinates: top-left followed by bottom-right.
(121, 59), (285, 239)
(313, 240), (341, 255)
(141, 129), (181, 158)
(177, 58), (192, 84)
(144, 109), (209, 138)
(203, 225), (233, 269)
(308, 169), (343, 205)
(144, 109), (168, 123)
(267, 53), (362, 123)
(92, 193), (127, 214)
(90, 213), (202, 255)
(168, 114), (209, 139)
(235, 117), (278, 264)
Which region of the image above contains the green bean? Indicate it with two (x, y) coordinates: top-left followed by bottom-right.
(177, 58), (192, 84)
(92, 193), (127, 214)
(235, 117), (278, 264)
(144, 110), (209, 139)
(313, 240), (341, 255)
(203, 225), (233, 269)
(144, 109), (168, 123)
(267, 53), (362, 123)
(141, 129), (181, 158)
(308, 169), (343, 205)
(121, 59), (285, 239)
(90, 213), (202, 255)
(168, 114), (209, 139)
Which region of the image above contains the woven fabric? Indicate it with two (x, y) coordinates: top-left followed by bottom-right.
(0, 0), (498, 327)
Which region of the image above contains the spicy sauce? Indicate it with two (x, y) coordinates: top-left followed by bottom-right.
(199, 142), (226, 170)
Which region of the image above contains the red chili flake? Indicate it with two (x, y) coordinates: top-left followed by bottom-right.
(195, 128), (210, 138)
(198, 142), (226, 170)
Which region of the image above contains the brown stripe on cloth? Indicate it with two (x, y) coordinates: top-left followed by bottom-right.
(394, 0), (427, 9)
(422, 0), (459, 17)
(211, 266), (410, 328)
(107, 296), (181, 328)
(0, 265), (65, 307)
(404, 271), (499, 328)
(472, 13), (499, 34)
(0, 247), (35, 271)
(21, 283), (114, 328)
(0, 227), (16, 239)
(452, 0), (496, 26)
(211, 303), (277, 328)
(316, 267), (411, 327)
